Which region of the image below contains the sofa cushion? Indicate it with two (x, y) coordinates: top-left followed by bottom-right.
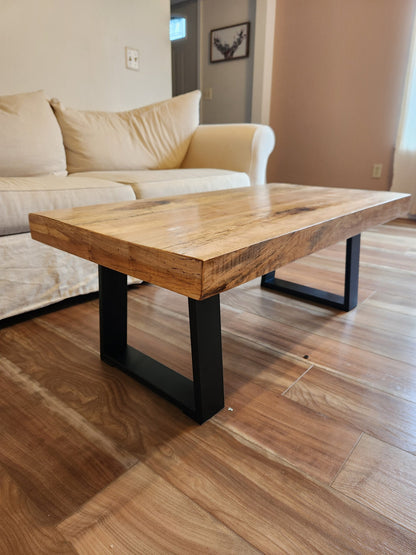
(0, 90), (67, 177)
(0, 175), (135, 236)
(50, 91), (201, 174)
(70, 168), (250, 199)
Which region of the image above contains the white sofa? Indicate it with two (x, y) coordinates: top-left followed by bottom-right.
(0, 90), (275, 320)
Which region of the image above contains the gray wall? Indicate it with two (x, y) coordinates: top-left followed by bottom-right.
(200, 0), (256, 123)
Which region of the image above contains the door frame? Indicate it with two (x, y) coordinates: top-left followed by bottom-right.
(171, 0), (276, 124)
(251, 0), (276, 124)
(171, 0), (201, 94)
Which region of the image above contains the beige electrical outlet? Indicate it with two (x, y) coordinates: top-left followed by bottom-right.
(125, 47), (139, 71)
(372, 163), (383, 179)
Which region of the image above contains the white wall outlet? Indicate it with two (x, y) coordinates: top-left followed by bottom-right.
(372, 163), (383, 179)
(125, 47), (139, 71)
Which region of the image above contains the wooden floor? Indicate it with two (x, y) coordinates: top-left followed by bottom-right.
(0, 219), (415, 554)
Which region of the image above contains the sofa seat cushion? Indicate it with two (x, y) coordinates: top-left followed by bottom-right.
(71, 168), (250, 199)
(0, 175), (135, 236)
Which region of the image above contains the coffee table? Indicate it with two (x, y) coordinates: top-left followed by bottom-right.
(29, 184), (410, 423)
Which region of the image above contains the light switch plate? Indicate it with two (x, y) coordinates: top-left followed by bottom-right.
(203, 88), (213, 100)
(125, 47), (139, 71)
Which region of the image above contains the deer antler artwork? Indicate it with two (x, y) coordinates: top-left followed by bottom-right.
(213, 28), (247, 60)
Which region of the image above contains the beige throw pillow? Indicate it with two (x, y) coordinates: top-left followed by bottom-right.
(50, 91), (201, 173)
(0, 90), (67, 177)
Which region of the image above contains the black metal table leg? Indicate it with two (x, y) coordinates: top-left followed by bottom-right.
(99, 266), (128, 357)
(261, 234), (361, 311)
(98, 266), (224, 424)
(343, 234), (360, 311)
(189, 296), (224, 423)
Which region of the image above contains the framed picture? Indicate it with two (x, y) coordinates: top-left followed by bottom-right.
(210, 22), (250, 63)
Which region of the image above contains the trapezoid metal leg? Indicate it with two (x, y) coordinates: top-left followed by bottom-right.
(99, 265), (127, 358)
(343, 234), (360, 311)
(261, 234), (361, 312)
(188, 295), (224, 423)
(98, 265), (224, 423)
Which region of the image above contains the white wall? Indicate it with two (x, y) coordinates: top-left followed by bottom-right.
(0, 0), (172, 110)
(200, 0), (256, 123)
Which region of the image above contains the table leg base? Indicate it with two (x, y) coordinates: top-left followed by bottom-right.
(99, 266), (224, 424)
(101, 346), (196, 416)
(261, 234), (361, 312)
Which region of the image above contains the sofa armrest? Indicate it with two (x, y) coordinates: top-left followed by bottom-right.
(181, 124), (275, 186)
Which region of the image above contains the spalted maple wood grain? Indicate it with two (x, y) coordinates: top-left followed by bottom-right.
(29, 184), (410, 299)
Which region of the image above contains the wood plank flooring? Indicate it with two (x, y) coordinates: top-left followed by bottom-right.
(0, 218), (415, 553)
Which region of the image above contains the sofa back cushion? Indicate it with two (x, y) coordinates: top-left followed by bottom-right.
(50, 90), (201, 174)
(0, 90), (67, 177)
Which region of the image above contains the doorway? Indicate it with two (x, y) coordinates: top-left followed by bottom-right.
(170, 0), (199, 96)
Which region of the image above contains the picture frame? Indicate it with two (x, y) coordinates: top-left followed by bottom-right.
(210, 22), (250, 63)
